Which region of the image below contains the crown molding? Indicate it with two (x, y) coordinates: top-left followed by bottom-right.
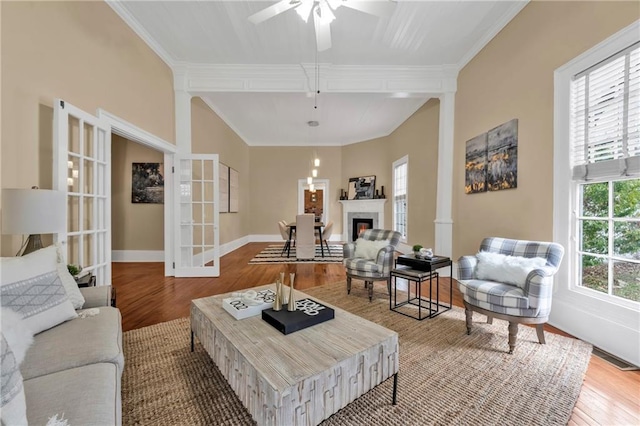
(106, 0), (176, 68)
(182, 63), (457, 94)
(456, 0), (529, 71)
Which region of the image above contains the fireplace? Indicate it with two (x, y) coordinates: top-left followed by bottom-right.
(340, 199), (387, 242)
(352, 218), (374, 241)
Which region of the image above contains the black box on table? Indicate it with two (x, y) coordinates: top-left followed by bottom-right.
(262, 298), (335, 335)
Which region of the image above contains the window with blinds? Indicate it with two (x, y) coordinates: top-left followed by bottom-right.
(571, 43), (640, 181)
(393, 157), (408, 239)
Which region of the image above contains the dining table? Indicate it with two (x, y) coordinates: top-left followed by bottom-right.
(286, 222), (324, 258)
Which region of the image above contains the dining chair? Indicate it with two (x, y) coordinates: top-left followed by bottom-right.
(317, 220), (333, 253)
(278, 220), (294, 256)
(295, 214), (315, 260)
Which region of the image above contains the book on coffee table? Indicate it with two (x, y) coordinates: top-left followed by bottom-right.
(262, 298), (335, 335)
(222, 289), (276, 320)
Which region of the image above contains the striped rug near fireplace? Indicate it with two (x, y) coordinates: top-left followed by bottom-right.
(249, 244), (343, 264)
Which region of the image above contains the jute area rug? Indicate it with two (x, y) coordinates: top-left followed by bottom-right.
(248, 244), (343, 264)
(122, 282), (592, 426)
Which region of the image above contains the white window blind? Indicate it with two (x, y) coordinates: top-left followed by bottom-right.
(393, 159), (407, 238)
(571, 43), (640, 180)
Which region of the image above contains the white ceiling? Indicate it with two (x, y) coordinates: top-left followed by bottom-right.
(110, 0), (528, 146)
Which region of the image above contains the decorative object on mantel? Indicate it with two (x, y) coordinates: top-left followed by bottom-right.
(339, 188), (348, 200)
(373, 185), (386, 199)
(465, 118), (518, 194)
(347, 175), (376, 199)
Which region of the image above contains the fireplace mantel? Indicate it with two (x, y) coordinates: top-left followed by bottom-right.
(340, 199), (387, 241)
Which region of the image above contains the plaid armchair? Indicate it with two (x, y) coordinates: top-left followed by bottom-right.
(343, 229), (402, 302)
(457, 237), (564, 354)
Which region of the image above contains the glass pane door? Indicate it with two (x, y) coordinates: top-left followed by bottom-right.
(175, 154), (219, 277)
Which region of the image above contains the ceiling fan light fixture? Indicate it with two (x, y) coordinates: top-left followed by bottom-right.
(327, 0), (343, 11)
(316, 1), (336, 25)
(295, 0), (314, 23)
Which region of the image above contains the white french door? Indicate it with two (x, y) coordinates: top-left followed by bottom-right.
(53, 99), (112, 285)
(174, 154), (220, 277)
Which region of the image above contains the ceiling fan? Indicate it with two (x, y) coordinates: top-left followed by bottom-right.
(248, 0), (396, 52)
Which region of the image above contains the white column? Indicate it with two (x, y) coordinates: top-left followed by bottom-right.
(173, 67), (192, 153)
(434, 91), (455, 260)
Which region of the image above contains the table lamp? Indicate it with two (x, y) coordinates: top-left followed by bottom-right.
(1, 187), (66, 256)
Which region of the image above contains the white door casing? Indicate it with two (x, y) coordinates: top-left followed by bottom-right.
(174, 154), (220, 277)
(53, 99), (112, 285)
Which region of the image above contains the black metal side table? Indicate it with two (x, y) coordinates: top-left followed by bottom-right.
(74, 273), (96, 288)
(390, 255), (453, 320)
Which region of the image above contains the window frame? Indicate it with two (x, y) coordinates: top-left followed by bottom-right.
(392, 155), (408, 242)
(554, 21), (640, 311)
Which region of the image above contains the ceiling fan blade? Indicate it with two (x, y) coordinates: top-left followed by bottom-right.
(340, 1), (396, 18)
(248, 0), (301, 25)
(313, 8), (332, 51)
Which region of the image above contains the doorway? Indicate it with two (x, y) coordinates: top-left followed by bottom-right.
(298, 178), (330, 224)
(111, 135), (165, 263)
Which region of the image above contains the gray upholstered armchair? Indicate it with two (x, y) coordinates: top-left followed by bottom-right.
(457, 237), (564, 354)
(343, 229), (402, 302)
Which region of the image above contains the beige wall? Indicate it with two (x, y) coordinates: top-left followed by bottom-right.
(191, 98), (250, 245)
(111, 135), (164, 251)
(340, 98), (440, 248)
(452, 1), (639, 259)
(249, 146), (343, 236)
(388, 98), (440, 249)
(1, 1), (175, 256)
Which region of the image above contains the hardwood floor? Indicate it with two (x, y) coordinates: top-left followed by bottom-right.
(112, 242), (640, 425)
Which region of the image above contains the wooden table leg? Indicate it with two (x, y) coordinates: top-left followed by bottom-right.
(392, 373), (398, 405)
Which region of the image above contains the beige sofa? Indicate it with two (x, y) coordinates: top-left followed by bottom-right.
(21, 286), (123, 425)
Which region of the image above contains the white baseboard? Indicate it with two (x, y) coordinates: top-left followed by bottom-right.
(249, 234), (286, 243)
(220, 236), (250, 256)
(112, 250), (164, 262)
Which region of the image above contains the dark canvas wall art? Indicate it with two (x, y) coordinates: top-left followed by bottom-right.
(132, 162), (164, 204)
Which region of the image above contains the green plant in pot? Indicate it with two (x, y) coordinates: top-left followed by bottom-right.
(412, 244), (423, 257)
(67, 264), (82, 277)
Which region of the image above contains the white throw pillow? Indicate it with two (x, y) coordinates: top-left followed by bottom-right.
(354, 239), (391, 260)
(1, 307), (34, 363)
(476, 251), (547, 289)
(0, 308), (34, 426)
(1, 246), (78, 334)
(55, 243), (85, 309)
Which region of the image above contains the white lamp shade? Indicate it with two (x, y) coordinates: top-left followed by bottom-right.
(2, 189), (66, 235)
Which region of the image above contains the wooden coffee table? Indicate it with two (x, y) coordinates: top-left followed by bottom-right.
(190, 284), (399, 426)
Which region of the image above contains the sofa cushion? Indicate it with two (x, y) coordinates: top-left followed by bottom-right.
(0, 246), (77, 334)
(21, 307), (123, 380)
(24, 363), (120, 426)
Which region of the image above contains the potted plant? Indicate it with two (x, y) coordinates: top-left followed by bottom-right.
(67, 264), (82, 277)
(412, 244), (423, 257)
